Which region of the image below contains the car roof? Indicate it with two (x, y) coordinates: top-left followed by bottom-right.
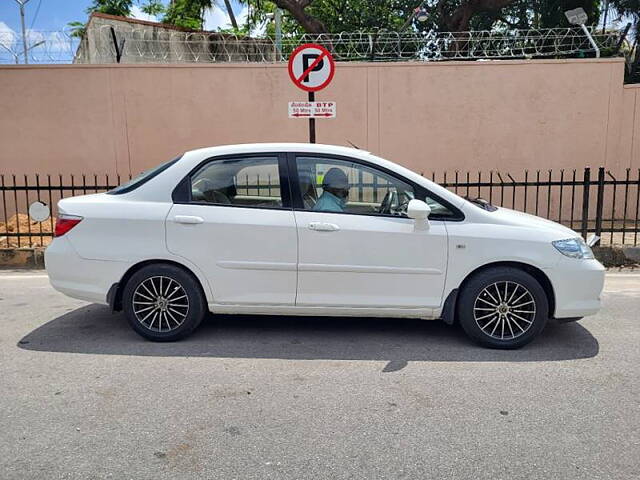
(133, 142), (467, 211)
(186, 143), (371, 159)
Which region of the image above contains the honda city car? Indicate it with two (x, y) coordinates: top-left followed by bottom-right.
(45, 143), (605, 348)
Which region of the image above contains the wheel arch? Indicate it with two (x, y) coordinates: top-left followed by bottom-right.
(444, 261), (556, 324)
(108, 259), (209, 312)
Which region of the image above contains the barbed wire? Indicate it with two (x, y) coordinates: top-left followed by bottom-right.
(0, 24), (625, 65)
(0, 30), (79, 64)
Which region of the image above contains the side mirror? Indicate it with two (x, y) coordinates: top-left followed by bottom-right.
(407, 199), (431, 229)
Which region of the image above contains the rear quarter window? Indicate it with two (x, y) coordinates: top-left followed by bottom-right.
(108, 156), (182, 195)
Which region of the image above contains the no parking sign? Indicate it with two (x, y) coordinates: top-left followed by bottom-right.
(287, 43), (336, 142)
(288, 44), (335, 92)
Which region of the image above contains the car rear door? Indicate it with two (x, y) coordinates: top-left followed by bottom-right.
(166, 153), (297, 305)
(290, 153), (449, 309)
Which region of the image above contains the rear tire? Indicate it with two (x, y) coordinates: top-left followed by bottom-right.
(122, 264), (206, 342)
(458, 267), (548, 349)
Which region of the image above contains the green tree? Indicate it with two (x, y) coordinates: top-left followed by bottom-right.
(609, 0), (640, 23)
(608, 0), (639, 81)
(296, 0), (417, 32)
(244, 0), (614, 34)
(496, 1), (601, 29)
(68, 0), (240, 35)
(141, 0), (166, 16)
(260, 0), (521, 33)
(67, 0), (134, 37)
(85, 0), (134, 16)
(161, 0), (238, 31)
(163, 0), (210, 29)
(609, 0), (639, 39)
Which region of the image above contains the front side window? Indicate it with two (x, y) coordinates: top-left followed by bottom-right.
(296, 156), (415, 216)
(190, 156), (283, 208)
(295, 156), (457, 218)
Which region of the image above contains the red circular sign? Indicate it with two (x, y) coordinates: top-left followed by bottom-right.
(288, 43), (335, 92)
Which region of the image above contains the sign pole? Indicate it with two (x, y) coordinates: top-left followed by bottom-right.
(287, 43), (336, 143)
(308, 91), (316, 143)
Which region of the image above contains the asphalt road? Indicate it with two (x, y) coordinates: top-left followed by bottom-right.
(1, 270), (639, 480)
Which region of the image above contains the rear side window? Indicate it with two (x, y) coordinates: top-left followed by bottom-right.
(190, 156), (283, 209)
(108, 156), (181, 195)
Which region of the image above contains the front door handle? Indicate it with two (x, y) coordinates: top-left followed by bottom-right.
(174, 215), (204, 224)
(308, 222), (340, 232)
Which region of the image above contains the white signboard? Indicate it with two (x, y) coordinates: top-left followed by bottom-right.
(288, 101), (336, 119)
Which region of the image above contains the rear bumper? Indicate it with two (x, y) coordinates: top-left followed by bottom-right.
(548, 258), (605, 319)
(45, 237), (128, 305)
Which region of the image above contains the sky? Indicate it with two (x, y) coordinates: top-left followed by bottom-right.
(0, 0), (247, 34)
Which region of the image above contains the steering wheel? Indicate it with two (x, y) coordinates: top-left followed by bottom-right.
(379, 190), (398, 214)
(396, 197), (410, 215)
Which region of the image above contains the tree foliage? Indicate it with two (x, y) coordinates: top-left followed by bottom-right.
(610, 0), (639, 41)
(243, 0), (615, 34)
(301, 0), (417, 32)
(141, 0), (166, 16)
(162, 0), (212, 30)
(68, 0), (133, 36)
(68, 0), (634, 39)
(85, 0), (134, 17)
(501, 0), (601, 29)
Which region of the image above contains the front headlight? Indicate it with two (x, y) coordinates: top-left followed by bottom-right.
(552, 237), (594, 259)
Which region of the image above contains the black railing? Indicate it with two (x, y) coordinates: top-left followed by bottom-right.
(0, 174), (128, 248)
(1, 167), (639, 248)
(431, 167), (640, 246)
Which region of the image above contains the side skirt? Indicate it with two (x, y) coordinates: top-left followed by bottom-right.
(208, 303), (438, 319)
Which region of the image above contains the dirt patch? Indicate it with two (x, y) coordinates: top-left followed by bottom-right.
(0, 248), (45, 268)
(0, 213), (56, 248)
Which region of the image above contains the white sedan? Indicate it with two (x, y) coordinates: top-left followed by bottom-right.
(45, 143), (604, 348)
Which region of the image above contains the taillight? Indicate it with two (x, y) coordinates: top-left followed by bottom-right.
(54, 215), (83, 237)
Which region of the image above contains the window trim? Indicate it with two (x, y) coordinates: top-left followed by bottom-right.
(287, 152), (464, 221)
(172, 152), (293, 211)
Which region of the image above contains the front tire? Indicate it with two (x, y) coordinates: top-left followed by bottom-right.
(458, 267), (548, 349)
(122, 264), (206, 342)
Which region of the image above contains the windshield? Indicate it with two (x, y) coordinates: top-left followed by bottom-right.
(108, 156), (181, 195)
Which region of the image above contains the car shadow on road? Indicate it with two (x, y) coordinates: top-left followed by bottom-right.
(17, 304), (599, 364)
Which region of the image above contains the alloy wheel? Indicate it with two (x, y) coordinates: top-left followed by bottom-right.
(132, 276), (190, 332)
(473, 281), (536, 340)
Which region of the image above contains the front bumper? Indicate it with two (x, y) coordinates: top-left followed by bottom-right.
(547, 257), (605, 319)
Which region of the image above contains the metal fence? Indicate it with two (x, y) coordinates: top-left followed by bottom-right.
(0, 25), (625, 64)
(433, 167), (640, 246)
(1, 167), (639, 248)
(0, 174), (128, 248)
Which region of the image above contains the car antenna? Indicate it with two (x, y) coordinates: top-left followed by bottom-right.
(346, 140), (360, 149)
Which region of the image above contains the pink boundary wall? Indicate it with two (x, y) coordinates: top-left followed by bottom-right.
(0, 58), (638, 176)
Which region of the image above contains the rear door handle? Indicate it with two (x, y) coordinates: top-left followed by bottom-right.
(308, 222), (340, 232)
(174, 215), (204, 224)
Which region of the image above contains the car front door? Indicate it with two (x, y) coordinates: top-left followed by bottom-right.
(166, 153), (297, 305)
(291, 154), (450, 309)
